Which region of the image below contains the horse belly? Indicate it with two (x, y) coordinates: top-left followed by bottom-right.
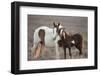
(45, 41), (55, 47)
(44, 34), (55, 48)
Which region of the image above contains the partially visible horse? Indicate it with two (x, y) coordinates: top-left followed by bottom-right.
(31, 22), (63, 59)
(57, 28), (83, 59)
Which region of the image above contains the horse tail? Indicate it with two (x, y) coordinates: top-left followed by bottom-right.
(38, 29), (45, 45)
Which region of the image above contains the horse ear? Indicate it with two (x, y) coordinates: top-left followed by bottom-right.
(58, 22), (60, 26)
(53, 22), (56, 27)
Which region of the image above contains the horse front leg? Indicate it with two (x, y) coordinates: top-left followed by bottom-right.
(55, 43), (60, 59)
(63, 47), (66, 59)
(68, 47), (72, 58)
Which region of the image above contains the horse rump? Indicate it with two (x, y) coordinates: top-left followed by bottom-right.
(71, 33), (83, 55)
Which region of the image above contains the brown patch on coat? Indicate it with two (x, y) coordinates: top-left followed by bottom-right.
(38, 29), (45, 45)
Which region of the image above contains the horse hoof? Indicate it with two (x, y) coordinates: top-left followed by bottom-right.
(79, 54), (83, 58)
(70, 56), (72, 59)
(79, 53), (82, 56)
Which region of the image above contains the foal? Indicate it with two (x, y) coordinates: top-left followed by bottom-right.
(57, 28), (83, 59)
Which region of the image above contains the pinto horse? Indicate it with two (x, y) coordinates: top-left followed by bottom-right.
(57, 28), (83, 59)
(31, 22), (63, 59)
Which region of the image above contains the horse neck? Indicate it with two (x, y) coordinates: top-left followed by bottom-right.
(52, 28), (58, 39)
(53, 28), (57, 35)
(61, 31), (70, 41)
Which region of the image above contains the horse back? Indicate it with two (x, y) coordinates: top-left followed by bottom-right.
(71, 33), (83, 45)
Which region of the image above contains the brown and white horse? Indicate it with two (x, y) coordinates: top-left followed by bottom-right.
(31, 22), (63, 59)
(57, 28), (83, 59)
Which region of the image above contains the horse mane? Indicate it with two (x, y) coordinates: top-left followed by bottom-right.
(61, 31), (71, 40)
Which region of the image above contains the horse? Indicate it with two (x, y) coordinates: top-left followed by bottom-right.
(31, 22), (63, 59)
(57, 28), (83, 59)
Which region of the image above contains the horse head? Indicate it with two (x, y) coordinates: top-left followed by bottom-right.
(52, 22), (65, 40)
(53, 22), (65, 34)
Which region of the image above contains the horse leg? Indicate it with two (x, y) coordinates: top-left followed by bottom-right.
(79, 47), (82, 56)
(33, 42), (43, 59)
(68, 47), (72, 58)
(55, 43), (60, 59)
(76, 45), (82, 56)
(63, 47), (66, 59)
(31, 44), (37, 59)
(80, 39), (83, 55)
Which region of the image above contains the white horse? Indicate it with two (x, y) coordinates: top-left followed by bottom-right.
(31, 22), (63, 59)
